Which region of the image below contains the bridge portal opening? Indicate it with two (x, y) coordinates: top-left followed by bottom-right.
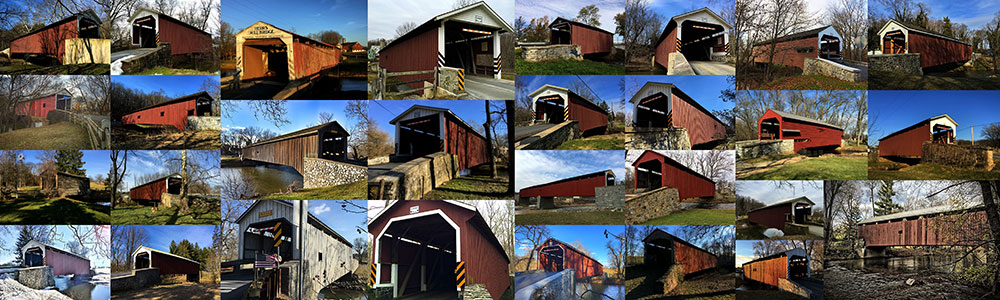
(759, 117), (780, 139)
(643, 239), (674, 266)
(534, 96), (565, 124)
(931, 124), (955, 144)
(24, 247), (44, 267)
(135, 252), (151, 269)
(550, 22), (571, 45)
(243, 38), (289, 81)
(319, 127), (349, 161)
(55, 95), (70, 110)
(680, 21), (725, 61)
(883, 30), (905, 54)
(539, 245), (565, 272)
(444, 22), (495, 75)
(132, 16), (157, 48)
(788, 255), (808, 278)
(635, 93), (669, 127)
(635, 160), (662, 190)
(819, 35), (841, 59)
(243, 219), (294, 263)
(398, 114), (442, 158)
(78, 17), (101, 39)
(379, 213), (459, 298)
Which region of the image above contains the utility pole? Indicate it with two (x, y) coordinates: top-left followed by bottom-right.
(971, 125), (974, 145)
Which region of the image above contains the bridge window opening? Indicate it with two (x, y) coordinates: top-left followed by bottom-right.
(319, 128), (348, 161)
(24, 247), (44, 267)
(783, 129), (801, 138)
(535, 96), (565, 124)
(635, 93), (669, 127)
(243, 38), (289, 81)
(398, 114), (441, 158)
(635, 160), (662, 190)
(244, 219), (293, 262)
(379, 214), (458, 298)
(819, 35), (841, 59)
(760, 117), (780, 139)
(680, 21), (725, 61)
(135, 252), (151, 269)
(788, 255), (808, 278)
(444, 22), (495, 75)
(931, 124), (955, 144)
(132, 16), (157, 48)
(188, 109), (195, 116)
(883, 30), (906, 54)
(196, 98), (213, 116)
(79, 17), (100, 39)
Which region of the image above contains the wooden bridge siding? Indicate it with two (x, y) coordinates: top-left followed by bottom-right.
(569, 25), (613, 55)
(670, 92), (726, 146)
(859, 211), (991, 247)
(672, 240), (716, 275)
(743, 256), (786, 287)
(379, 27), (438, 90)
(653, 25), (677, 69)
(158, 17), (212, 55)
(243, 135), (318, 173)
(878, 123), (929, 157)
(292, 41), (340, 80)
(445, 115), (489, 170)
(909, 32), (972, 68)
(11, 19), (78, 58)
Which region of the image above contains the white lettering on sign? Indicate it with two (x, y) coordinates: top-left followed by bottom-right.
(410, 206), (420, 214)
(249, 25), (275, 35)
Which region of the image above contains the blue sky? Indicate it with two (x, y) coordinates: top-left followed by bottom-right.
(223, 0), (367, 43)
(516, 0), (623, 41)
(113, 75), (216, 99)
(869, 90), (1000, 145)
(307, 200), (369, 244)
(647, 1), (731, 24)
(124, 150), (220, 190)
(735, 240), (760, 267)
(13, 150), (109, 180)
(872, 0), (1000, 28)
(140, 225), (216, 254)
(515, 225), (622, 266)
(736, 181), (824, 211)
(368, 0), (515, 41)
(369, 100), (507, 143)
(222, 100), (358, 134)
(515, 150), (625, 192)
(518, 75), (733, 117)
(0, 225), (111, 269)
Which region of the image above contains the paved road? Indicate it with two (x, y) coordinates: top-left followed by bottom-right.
(110, 48), (156, 62)
(514, 271), (559, 293)
(514, 124), (555, 140)
(792, 277), (824, 300)
(461, 75), (515, 100)
(368, 161), (406, 179)
(689, 61), (736, 75)
(221, 270), (253, 300)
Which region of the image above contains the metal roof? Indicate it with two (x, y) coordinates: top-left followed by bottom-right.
(11, 9), (101, 42)
(23, 240), (91, 262)
(858, 203), (983, 225)
(742, 247), (808, 266)
(124, 91), (213, 115)
(767, 109), (844, 130)
(519, 169), (614, 191)
(549, 17), (613, 35)
(880, 19), (971, 46)
(128, 7), (211, 36)
(133, 245), (201, 265)
(247, 121), (350, 147)
(747, 196), (814, 214)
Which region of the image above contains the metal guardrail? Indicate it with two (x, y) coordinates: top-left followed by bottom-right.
(51, 109), (109, 149)
(373, 67), (440, 99)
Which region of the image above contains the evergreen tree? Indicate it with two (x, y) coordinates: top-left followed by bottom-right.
(942, 17), (954, 38)
(55, 150), (86, 175)
(874, 180), (903, 216)
(14, 226), (34, 263)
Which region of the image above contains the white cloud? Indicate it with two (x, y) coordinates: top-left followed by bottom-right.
(311, 203), (332, 215)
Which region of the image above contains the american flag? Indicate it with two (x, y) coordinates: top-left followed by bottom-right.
(254, 253), (279, 269)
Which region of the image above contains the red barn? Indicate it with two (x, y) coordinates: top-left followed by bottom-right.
(530, 84), (610, 135)
(236, 21), (342, 81)
(758, 109), (844, 152)
(379, 1), (512, 85)
(128, 173), (182, 204)
(631, 150), (715, 200)
(370, 200), (510, 299)
(549, 17), (613, 56)
(878, 114), (957, 158)
(22, 240), (91, 276)
(878, 20), (972, 69)
(535, 238), (603, 279)
(858, 204), (993, 248)
(653, 7), (731, 69)
(643, 229), (717, 275)
(342, 42), (364, 53)
(133, 246), (201, 281)
(390, 105), (490, 170)
(752, 25), (843, 69)
(742, 248), (810, 287)
(15, 91), (72, 118)
(9, 9), (101, 60)
(629, 82), (727, 146)
(121, 91), (214, 131)
(519, 170), (616, 198)
(128, 8), (212, 55)
(747, 196), (815, 230)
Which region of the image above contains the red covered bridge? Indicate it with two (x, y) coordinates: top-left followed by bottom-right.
(121, 91), (213, 131)
(643, 229), (717, 275)
(530, 84), (610, 135)
(858, 204), (993, 249)
(629, 82), (727, 147)
(653, 7), (731, 69)
(878, 114), (957, 158)
(390, 104), (490, 170)
(758, 109), (844, 152)
(519, 170), (615, 198)
(22, 240), (91, 276)
(9, 9), (101, 60)
(549, 17), (613, 56)
(742, 248), (810, 287)
(535, 238), (603, 279)
(752, 25), (842, 69)
(370, 200), (510, 299)
(632, 150), (715, 200)
(746, 196), (815, 230)
(878, 20), (972, 69)
(128, 8), (212, 55)
(128, 173), (182, 205)
(15, 91), (72, 118)
(236, 21), (342, 81)
(133, 245), (201, 281)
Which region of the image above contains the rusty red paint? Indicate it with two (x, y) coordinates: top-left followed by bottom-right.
(10, 19), (79, 58)
(668, 91), (726, 146)
(632, 150), (715, 199)
(752, 36), (819, 69)
(536, 238), (603, 279)
(156, 15), (212, 55)
(878, 123), (929, 157)
(858, 209), (992, 247)
(757, 109), (843, 152)
(519, 171), (611, 198)
(445, 114), (490, 170)
(908, 32), (972, 68)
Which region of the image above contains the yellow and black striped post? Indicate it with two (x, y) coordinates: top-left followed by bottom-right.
(494, 55), (502, 75)
(370, 263), (377, 287)
(676, 38), (682, 52)
(563, 107), (569, 122)
(457, 69), (465, 91)
(455, 261), (466, 291)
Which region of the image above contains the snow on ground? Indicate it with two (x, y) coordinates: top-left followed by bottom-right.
(0, 277), (72, 300)
(110, 55), (135, 75)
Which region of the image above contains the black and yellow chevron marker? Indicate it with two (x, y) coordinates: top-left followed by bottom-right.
(457, 69), (465, 90)
(676, 38), (682, 52)
(563, 107), (569, 120)
(494, 55), (502, 75)
(369, 263), (377, 287)
(725, 43), (730, 54)
(455, 261), (466, 290)
(439, 139), (444, 150)
(155, 33), (159, 44)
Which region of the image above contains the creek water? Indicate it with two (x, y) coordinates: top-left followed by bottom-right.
(222, 164), (303, 195)
(828, 254), (986, 274)
(577, 282), (625, 300)
(54, 276), (110, 300)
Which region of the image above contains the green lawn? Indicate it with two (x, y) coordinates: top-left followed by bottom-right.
(515, 57), (624, 75)
(759, 74), (867, 90)
(112, 202), (221, 225)
(870, 70), (1000, 90)
(515, 211), (625, 225)
(0, 197), (110, 224)
(643, 209), (735, 225)
(131, 66), (216, 75)
(259, 180), (366, 200)
(0, 122), (92, 149)
(868, 162), (1000, 180)
(556, 134), (624, 150)
(739, 157), (867, 180)
(422, 174), (511, 200)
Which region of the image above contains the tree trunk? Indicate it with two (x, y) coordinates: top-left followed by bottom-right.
(977, 181), (1000, 296)
(179, 150), (190, 214)
(484, 101), (496, 178)
(506, 101), (515, 194)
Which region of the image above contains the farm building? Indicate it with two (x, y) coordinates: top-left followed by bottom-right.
(378, 1), (512, 83)
(519, 170), (615, 198)
(369, 200), (510, 299)
(632, 150), (715, 200)
(389, 105), (490, 170)
(40, 170), (90, 197)
(752, 25), (842, 69)
(629, 82), (727, 146)
(529, 84), (610, 135)
(15, 91), (72, 118)
(877, 114), (957, 158)
(128, 8), (212, 55)
(128, 173), (182, 206)
(22, 240), (91, 276)
(133, 246), (201, 281)
(548, 17), (613, 56)
(8, 9), (102, 61)
(120, 91), (214, 131)
(758, 109), (844, 152)
(342, 42), (364, 53)
(653, 7), (731, 69)
(746, 196), (815, 231)
(741, 248), (810, 287)
(857, 204), (992, 248)
(535, 238), (604, 279)
(236, 21), (342, 81)
(643, 229), (717, 275)
(242, 121), (350, 173)
(878, 20), (972, 69)
(234, 200), (357, 292)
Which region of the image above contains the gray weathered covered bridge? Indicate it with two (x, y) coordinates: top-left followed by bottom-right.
(241, 121), (365, 188)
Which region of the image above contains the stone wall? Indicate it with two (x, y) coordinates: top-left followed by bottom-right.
(185, 116), (220, 131)
(463, 283), (492, 300)
(110, 268), (161, 292)
(624, 127), (691, 150)
(803, 58), (862, 82)
(922, 142), (995, 171)
(735, 140), (794, 159)
(303, 158), (368, 189)
(514, 269), (575, 300)
(56, 175), (88, 197)
(515, 121), (579, 150)
(2, 266), (55, 289)
(522, 45), (583, 62)
(666, 52), (696, 75)
(120, 43), (171, 74)
(437, 67), (465, 96)
(367, 152), (458, 200)
(160, 192), (180, 207)
(658, 264), (685, 295)
(625, 187), (681, 225)
(869, 53), (922, 75)
(777, 278), (811, 299)
(595, 185), (625, 210)
(368, 156), (389, 165)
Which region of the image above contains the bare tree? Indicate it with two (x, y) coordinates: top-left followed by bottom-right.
(759, 0), (814, 81)
(615, 0), (660, 67)
(515, 225), (549, 271)
(828, 0), (867, 61)
(219, 200), (253, 261)
(395, 22), (418, 39)
(111, 225), (149, 272)
(109, 150), (127, 208)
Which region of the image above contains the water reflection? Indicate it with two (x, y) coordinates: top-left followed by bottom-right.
(54, 276), (110, 300)
(223, 165), (304, 196)
(576, 282), (625, 300)
(830, 254), (985, 274)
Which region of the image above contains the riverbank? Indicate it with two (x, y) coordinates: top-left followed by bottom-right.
(824, 265), (988, 299)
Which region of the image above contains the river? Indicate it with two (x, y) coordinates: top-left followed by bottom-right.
(577, 282), (625, 300)
(54, 275), (110, 300)
(222, 165), (303, 196)
(827, 253), (986, 274)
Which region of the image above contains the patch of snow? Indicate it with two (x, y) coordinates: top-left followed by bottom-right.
(0, 277), (72, 300)
(110, 55), (135, 75)
(763, 228), (785, 238)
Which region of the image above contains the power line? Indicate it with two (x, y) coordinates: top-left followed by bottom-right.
(373, 100), (396, 116)
(574, 75), (604, 104)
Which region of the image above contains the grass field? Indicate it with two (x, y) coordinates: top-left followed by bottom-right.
(0, 63), (109, 75)
(110, 282), (218, 300)
(131, 66), (217, 75)
(515, 57), (624, 75)
(515, 210), (625, 225)
(422, 173), (511, 200)
(739, 156), (867, 180)
(758, 74), (867, 90)
(0, 191), (110, 224)
(627, 264), (735, 300)
(556, 134), (624, 150)
(868, 162), (1000, 180)
(112, 203), (221, 225)
(643, 209), (735, 225)
(870, 70), (1000, 90)
(111, 127), (220, 150)
(0, 122), (92, 149)
(258, 180), (367, 200)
